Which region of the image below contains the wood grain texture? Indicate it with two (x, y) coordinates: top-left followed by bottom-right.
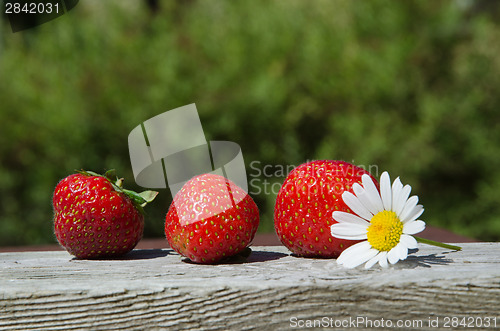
(1, 243), (499, 330)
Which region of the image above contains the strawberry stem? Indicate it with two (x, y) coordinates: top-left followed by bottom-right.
(414, 236), (462, 251)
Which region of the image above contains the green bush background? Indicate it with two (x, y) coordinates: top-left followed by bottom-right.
(1, 0), (499, 246)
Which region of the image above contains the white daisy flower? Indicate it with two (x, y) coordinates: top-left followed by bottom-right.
(331, 171), (426, 269)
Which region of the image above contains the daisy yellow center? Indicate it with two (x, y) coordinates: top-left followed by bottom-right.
(366, 211), (403, 251)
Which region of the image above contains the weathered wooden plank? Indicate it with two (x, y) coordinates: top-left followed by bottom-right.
(1, 243), (499, 330)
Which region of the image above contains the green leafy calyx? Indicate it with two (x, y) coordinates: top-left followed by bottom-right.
(77, 169), (158, 213)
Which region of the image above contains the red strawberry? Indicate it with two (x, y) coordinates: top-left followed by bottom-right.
(53, 170), (157, 259)
(274, 160), (377, 258)
(165, 173), (259, 264)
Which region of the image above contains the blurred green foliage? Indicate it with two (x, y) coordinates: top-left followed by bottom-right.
(1, 0), (500, 246)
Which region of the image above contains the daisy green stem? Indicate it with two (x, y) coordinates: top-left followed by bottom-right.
(414, 236), (462, 251)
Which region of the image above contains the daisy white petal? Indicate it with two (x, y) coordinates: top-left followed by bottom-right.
(399, 195), (419, 222)
(401, 204), (424, 224)
(364, 252), (383, 269)
(353, 184), (379, 215)
(387, 247), (401, 264)
(361, 174), (384, 213)
(342, 191), (373, 220)
(352, 182), (364, 193)
(337, 241), (372, 265)
(378, 251), (389, 268)
(332, 211), (370, 227)
(391, 177), (403, 212)
(400, 234), (418, 249)
(396, 242), (408, 261)
(342, 248), (379, 269)
(403, 220), (426, 235)
(380, 171), (392, 210)
(330, 223), (368, 240)
(394, 184), (411, 216)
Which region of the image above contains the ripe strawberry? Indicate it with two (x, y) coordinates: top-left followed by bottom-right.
(53, 170), (157, 259)
(274, 160), (377, 258)
(165, 173), (259, 264)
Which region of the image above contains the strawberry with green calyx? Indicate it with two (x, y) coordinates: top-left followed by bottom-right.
(53, 169), (158, 259)
(165, 173), (260, 264)
(274, 160), (377, 258)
